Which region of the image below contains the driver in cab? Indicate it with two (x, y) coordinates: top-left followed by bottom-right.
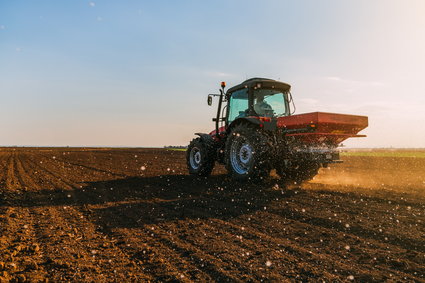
(254, 94), (273, 116)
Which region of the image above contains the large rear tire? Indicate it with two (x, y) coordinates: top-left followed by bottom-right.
(225, 124), (270, 181)
(186, 138), (215, 176)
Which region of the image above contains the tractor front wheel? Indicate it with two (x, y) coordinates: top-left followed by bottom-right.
(225, 125), (270, 181)
(186, 138), (215, 176)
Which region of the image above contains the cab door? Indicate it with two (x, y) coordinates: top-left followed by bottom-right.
(226, 88), (249, 125)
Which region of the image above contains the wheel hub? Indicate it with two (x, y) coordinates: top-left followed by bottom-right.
(230, 136), (254, 175)
(239, 144), (252, 164)
(189, 147), (201, 169)
(194, 151), (201, 164)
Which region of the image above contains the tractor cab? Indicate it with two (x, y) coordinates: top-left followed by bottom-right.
(208, 78), (292, 137)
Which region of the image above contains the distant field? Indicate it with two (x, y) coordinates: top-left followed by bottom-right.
(165, 148), (186, 151)
(340, 150), (425, 158)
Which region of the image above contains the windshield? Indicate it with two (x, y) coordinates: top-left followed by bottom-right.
(253, 89), (288, 117)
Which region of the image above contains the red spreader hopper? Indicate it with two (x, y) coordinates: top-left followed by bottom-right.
(277, 112), (368, 145)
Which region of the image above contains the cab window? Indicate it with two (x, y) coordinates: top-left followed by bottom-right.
(253, 89), (288, 117)
(227, 89), (248, 123)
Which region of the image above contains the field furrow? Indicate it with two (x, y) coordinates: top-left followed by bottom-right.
(17, 153), (154, 282)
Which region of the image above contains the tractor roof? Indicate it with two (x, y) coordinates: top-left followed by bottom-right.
(227, 78), (291, 94)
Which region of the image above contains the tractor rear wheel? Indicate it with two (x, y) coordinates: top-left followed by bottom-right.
(225, 124), (270, 181)
(186, 138), (215, 176)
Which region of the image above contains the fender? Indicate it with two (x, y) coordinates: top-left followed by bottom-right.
(227, 117), (277, 133)
(194, 133), (216, 148)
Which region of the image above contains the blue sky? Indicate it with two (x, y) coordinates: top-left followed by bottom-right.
(1, 0), (424, 147)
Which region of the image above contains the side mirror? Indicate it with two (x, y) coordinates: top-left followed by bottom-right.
(207, 95), (212, 106)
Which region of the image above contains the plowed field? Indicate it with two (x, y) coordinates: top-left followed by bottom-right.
(0, 148), (423, 282)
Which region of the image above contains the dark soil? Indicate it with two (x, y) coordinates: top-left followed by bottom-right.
(0, 148), (423, 282)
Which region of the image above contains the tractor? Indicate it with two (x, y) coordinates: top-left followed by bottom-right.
(186, 78), (368, 182)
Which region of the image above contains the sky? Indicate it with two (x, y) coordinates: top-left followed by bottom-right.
(1, 0), (425, 148)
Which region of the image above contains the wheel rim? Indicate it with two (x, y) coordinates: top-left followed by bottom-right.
(230, 135), (253, 175)
(189, 147), (201, 170)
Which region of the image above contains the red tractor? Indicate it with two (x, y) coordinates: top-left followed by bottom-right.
(186, 78), (368, 182)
